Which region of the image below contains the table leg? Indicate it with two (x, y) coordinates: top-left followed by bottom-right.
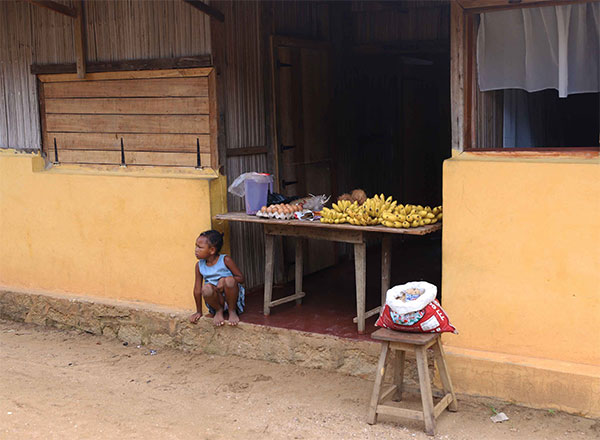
(354, 242), (366, 334)
(264, 233), (274, 316)
(295, 238), (303, 305)
(381, 236), (391, 306)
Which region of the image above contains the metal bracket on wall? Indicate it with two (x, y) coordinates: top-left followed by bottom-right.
(120, 137), (126, 167)
(53, 137), (59, 164)
(196, 138), (202, 168)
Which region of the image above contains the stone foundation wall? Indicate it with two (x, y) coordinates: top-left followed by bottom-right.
(0, 288), (398, 379)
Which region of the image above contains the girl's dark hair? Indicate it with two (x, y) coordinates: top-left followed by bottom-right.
(200, 230), (225, 253)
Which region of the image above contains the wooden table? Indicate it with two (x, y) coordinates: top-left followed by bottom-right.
(214, 212), (441, 333)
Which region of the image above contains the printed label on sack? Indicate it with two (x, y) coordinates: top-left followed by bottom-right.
(420, 316), (440, 331)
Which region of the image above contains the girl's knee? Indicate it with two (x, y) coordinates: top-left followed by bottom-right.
(224, 276), (236, 288)
(202, 284), (215, 299)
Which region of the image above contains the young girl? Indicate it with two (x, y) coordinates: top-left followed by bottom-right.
(189, 230), (245, 326)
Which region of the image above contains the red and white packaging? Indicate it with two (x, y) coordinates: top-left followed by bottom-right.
(375, 300), (457, 334)
(375, 281), (457, 334)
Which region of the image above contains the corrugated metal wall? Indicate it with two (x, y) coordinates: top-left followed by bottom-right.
(211, 1), (269, 290)
(211, 1), (326, 289)
(0, 0), (211, 150)
(351, 0), (449, 43)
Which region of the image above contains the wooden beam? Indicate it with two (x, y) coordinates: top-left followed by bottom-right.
(73, 0), (86, 79)
(24, 0), (77, 18)
(353, 40), (450, 55)
(225, 146), (268, 157)
(31, 56), (213, 75)
(458, 0), (596, 13)
(450, 1), (465, 152)
(183, 0), (224, 22)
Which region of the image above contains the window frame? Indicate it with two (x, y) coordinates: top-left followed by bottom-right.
(453, 0), (600, 154)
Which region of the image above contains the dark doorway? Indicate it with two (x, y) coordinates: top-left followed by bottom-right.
(253, 1), (451, 337)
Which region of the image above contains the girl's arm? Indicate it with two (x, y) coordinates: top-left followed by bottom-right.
(224, 255), (245, 285)
(193, 263), (204, 313)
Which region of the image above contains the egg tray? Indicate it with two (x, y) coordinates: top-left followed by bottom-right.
(256, 210), (296, 220)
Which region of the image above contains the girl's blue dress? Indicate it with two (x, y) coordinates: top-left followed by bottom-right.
(198, 254), (245, 314)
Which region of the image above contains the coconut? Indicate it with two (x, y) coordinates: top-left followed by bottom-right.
(337, 193), (352, 202)
(351, 189), (367, 205)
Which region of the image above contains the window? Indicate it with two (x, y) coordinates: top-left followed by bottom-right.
(37, 68), (218, 168)
(457, 1), (600, 151)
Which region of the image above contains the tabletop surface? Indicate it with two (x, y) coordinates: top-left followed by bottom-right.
(214, 212), (442, 236)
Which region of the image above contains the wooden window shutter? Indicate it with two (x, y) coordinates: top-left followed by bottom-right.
(37, 68), (218, 169)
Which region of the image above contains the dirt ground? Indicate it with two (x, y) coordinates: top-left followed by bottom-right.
(1, 320), (598, 440)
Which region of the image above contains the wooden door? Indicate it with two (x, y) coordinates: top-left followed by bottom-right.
(271, 36), (336, 278)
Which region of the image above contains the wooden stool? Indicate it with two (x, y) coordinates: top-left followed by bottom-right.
(367, 328), (457, 436)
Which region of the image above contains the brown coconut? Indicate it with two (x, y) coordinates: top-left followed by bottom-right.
(351, 189), (367, 205)
(337, 193), (353, 202)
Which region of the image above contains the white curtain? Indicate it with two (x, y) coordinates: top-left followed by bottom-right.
(477, 3), (600, 98)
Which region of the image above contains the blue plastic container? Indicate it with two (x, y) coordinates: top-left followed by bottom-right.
(244, 173), (273, 214)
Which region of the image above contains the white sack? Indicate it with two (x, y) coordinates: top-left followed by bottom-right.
(386, 281), (437, 315)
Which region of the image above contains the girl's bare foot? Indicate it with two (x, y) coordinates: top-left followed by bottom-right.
(213, 309), (225, 326)
(189, 312), (202, 324)
(227, 310), (240, 326)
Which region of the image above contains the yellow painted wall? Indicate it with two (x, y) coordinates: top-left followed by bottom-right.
(442, 152), (600, 416)
(0, 150), (225, 310)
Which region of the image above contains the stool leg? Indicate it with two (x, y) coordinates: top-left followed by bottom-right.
(432, 340), (458, 412)
(393, 349), (405, 401)
(415, 347), (436, 436)
(367, 342), (389, 424)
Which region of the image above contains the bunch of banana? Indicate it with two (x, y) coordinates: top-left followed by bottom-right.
(346, 194), (394, 226)
(320, 193), (443, 229)
(320, 199), (358, 224)
(381, 204), (443, 228)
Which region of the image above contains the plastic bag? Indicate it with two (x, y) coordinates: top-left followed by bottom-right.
(228, 172), (273, 197)
(267, 192), (301, 206)
(375, 300), (457, 334)
(298, 194), (330, 212)
(386, 281), (437, 315)
(375, 281), (457, 334)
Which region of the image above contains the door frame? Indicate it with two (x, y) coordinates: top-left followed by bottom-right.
(269, 35), (333, 193)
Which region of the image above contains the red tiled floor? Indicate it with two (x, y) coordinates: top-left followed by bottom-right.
(241, 233), (442, 341)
